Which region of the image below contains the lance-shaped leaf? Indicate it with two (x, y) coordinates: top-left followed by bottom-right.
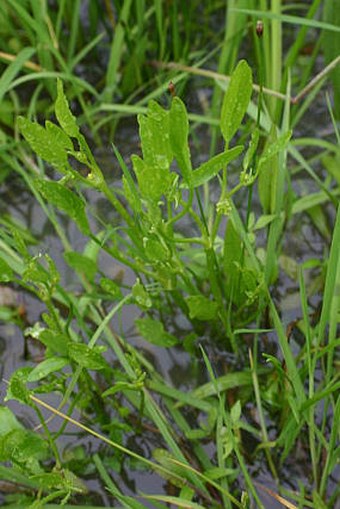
(182, 145), (243, 188)
(35, 179), (90, 235)
(18, 117), (69, 168)
(169, 97), (192, 185)
(220, 60), (253, 144)
(138, 100), (172, 170)
(55, 79), (80, 138)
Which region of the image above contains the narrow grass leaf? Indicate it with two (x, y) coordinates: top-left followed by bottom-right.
(0, 47), (35, 103)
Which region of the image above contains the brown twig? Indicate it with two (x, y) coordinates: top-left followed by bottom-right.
(149, 56), (340, 105)
(0, 51), (42, 72)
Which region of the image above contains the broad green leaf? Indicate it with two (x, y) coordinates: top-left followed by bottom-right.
(35, 179), (90, 235)
(45, 120), (73, 151)
(144, 236), (170, 262)
(55, 79), (80, 138)
(132, 279), (152, 308)
(23, 254), (59, 287)
(169, 97), (192, 184)
(0, 429), (48, 466)
(135, 317), (179, 347)
(220, 60), (253, 144)
(185, 295), (218, 321)
(131, 154), (171, 201)
(38, 330), (70, 356)
(64, 251), (97, 282)
(138, 100), (172, 169)
(5, 368), (32, 405)
(0, 258), (14, 282)
(0, 407), (23, 436)
(27, 357), (69, 382)
(184, 145), (243, 188)
(100, 277), (123, 299)
(68, 343), (108, 370)
(18, 117), (68, 168)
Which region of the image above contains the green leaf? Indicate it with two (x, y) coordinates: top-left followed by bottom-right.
(257, 130), (292, 168)
(100, 277), (123, 299)
(35, 179), (90, 235)
(139, 100), (172, 169)
(0, 258), (14, 282)
(253, 214), (276, 230)
(45, 120), (73, 151)
(152, 448), (187, 488)
(64, 251), (97, 282)
(322, 0), (340, 118)
(185, 295), (219, 321)
(0, 429), (48, 467)
(55, 79), (80, 138)
(5, 368), (32, 405)
(27, 357), (69, 382)
(169, 97), (192, 184)
(243, 127), (260, 171)
(135, 317), (179, 347)
(18, 116), (68, 168)
(0, 407), (23, 436)
(23, 254), (59, 288)
(131, 154), (171, 202)
(230, 400), (241, 425)
(38, 329), (70, 356)
(220, 60), (253, 144)
(68, 343), (108, 370)
(185, 145), (243, 188)
(132, 279), (152, 309)
(143, 236), (170, 262)
(258, 127), (279, 214)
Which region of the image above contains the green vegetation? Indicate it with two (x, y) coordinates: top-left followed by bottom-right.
(0, 1), (339, 508)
